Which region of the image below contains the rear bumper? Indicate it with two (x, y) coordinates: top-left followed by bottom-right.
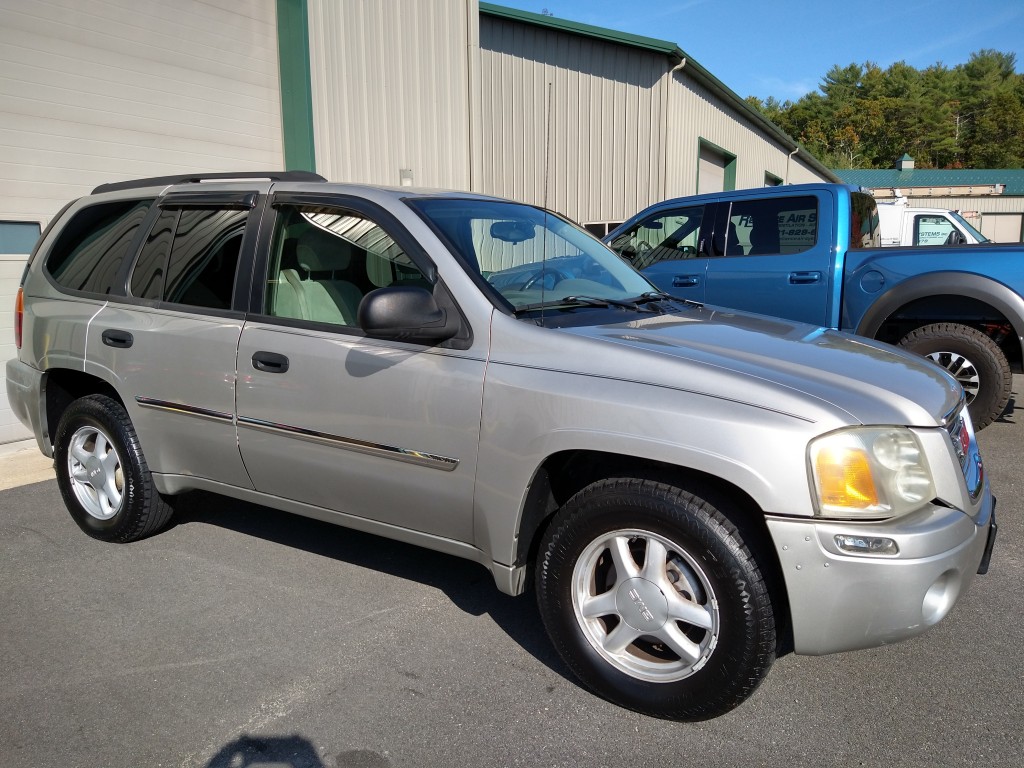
(5, 358), (50, 457)
(768, 489), (995, 655)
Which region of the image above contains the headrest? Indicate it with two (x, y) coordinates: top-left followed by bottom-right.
(296, 227), (351, 272)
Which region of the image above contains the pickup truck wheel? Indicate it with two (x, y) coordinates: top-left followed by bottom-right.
(54, 395), (174, 542)
(536, 478), (776, 720)
(897, 323), (1011, 429)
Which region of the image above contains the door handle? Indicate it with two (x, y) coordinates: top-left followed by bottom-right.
(672, 275), (700, 287)
(788, 271), (822, 285)
(101, 329), (134, 348)
(252, 351), (289, 374)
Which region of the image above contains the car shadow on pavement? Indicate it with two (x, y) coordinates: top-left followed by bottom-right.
(172, 491), (573, 684)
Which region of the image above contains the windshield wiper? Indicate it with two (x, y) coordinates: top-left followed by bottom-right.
(631, 291), (704, 309)
(514, 295), (655, 314)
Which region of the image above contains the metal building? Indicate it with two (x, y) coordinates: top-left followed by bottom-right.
(475, 3), (836, 234)
(837, 157), (1024, 243)
(0, 0), (835, 443)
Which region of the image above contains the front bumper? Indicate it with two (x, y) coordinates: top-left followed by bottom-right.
(768, 490), (995, 655)
(5, 358), (50, 457)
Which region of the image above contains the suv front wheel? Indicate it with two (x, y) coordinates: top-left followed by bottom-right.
(536, 477), (776, 720)
(54, 394), (175, 542)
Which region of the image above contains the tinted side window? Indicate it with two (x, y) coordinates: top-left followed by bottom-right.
(46, 200), (152, 293)
(164, 209), (247, 308)
(129, 206), (247, 309)
(608, 206), (705, 268)
(264, 205), (428, 328)
(849, 192), (880, 250)
(131, 208), (177, 301)
(711, 196), (818, 257)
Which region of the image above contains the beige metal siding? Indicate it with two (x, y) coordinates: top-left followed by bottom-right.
(479, 17), (664, 224)
(479, 16), (830, 225)
(308, 0), (475, 189)
(0, 0), (284, 229)
(665, 76), (823, 200)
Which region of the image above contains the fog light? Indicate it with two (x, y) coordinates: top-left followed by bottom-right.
(834, 534), (899, 556)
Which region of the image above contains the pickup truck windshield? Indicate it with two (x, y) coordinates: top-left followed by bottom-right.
(950, 211), (990, 243)
(410, 198), (655, 312)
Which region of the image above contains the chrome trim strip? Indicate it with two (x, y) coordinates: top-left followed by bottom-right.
(236, 416), (460, 472)
(135, 397), (234, 424)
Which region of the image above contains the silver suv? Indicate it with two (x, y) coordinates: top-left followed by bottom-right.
(7, 172), (997, 720)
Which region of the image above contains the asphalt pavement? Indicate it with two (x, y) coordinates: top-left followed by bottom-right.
(1, 385), (1022, 768)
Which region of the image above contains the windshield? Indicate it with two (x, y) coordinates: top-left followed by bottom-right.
(949, 211), (990, 243)
(409, 198), (656, 313)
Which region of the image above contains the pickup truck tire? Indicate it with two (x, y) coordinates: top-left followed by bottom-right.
(54, 394), (175, 542)
(897, 323), (1012, 429)
(535, 477), (776, 720)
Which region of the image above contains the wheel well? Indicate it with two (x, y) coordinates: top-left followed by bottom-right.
(44, 369), (123, 446)
(873, 294), (1022, 369)
(517, 450), (794, 655)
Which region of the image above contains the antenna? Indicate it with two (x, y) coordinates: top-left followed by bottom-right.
(541, 82), (553, 316)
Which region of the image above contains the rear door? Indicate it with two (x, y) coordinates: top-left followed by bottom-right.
(86, 187), (266, 488)
(701, 193), (833, 326)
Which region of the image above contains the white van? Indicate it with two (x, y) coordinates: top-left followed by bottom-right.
(877, 199), (988, 247)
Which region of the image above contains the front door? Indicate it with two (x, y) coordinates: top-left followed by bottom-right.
(235, 196), (486, 543)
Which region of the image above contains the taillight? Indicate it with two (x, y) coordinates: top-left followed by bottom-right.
(14, 287), (23, 349)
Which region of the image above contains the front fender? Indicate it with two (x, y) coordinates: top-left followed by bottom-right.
(472, 364), (824, 573)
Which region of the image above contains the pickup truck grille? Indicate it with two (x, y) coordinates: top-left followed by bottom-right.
(946, 409), (984, 500)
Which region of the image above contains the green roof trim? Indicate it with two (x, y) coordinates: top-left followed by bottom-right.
(478, 3), (839, 183)
(836, 169), (1024, 196)
(479, 3), (682, 58)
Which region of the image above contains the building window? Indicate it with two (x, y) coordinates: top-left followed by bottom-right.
(0, 221), (42, 254)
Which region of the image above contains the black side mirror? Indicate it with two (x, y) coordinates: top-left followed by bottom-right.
(358, 286), (459, 343)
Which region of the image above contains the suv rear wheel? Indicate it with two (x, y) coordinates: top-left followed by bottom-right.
(536, 477), (776, 720)
(54, 395), (174, 542)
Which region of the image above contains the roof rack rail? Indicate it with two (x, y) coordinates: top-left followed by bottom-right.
(92, 171), (327, 195)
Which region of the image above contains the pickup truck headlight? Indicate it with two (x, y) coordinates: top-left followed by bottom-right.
(809, 427), (935, 519)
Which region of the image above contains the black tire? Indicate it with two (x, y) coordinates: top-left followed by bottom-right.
(54, 394), (175, 542)
(536, 477), (776, 720)
(897, 322), (1012, 430)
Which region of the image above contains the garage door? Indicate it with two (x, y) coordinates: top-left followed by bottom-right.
(1, 222), (41, 443)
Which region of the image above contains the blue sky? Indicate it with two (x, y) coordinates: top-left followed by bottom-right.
(492, 0), (1024, 102)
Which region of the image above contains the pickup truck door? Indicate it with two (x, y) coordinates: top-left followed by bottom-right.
(606, 203), (711, 301)
(701, 195), (833, 327)
(234, 194), (486, 544)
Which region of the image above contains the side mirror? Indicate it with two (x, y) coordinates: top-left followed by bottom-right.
(358, 286), (459, 343)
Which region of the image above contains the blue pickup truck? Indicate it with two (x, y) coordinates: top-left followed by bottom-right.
(605, 183), (1024, 429)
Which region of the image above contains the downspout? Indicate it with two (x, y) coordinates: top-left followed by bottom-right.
(660, 58), (687, 199)
(784, 146), (799, 185)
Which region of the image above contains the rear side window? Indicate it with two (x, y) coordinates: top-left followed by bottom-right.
(45, 200), (152, 294)
(129, 206), (248, 310)
(711, 196), (818, 257)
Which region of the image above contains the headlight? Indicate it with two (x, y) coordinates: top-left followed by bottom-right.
(808, 427), (935, 519)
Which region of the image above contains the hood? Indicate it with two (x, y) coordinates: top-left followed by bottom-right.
(551, 306), (961, 428)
